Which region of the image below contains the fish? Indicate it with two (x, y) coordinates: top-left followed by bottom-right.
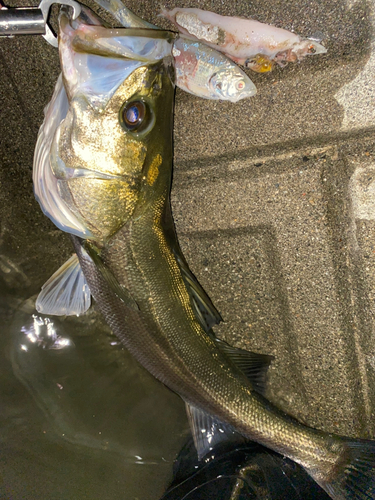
(171, 36), (256, 102)
(33, 6), (375, 500)
(94, 0), (256, 101)
(160, 7), (327, 71)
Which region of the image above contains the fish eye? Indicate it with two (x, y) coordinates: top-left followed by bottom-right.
(308, 44), (316, 54)
(236, 80), (245, 90)
(120, 100), (149, 132)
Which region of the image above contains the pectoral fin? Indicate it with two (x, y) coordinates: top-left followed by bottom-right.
(185, 403), (247, 461)
(83, 242), (139, 311)
(215, 338), (274, 396)
(36, 254), (91, 316)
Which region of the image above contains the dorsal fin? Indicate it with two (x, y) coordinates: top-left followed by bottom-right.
(162, 201), (222, 333)
(175, 251), (222, 332)
(215, 338), (274, 396)
(36, 254), (91, 316)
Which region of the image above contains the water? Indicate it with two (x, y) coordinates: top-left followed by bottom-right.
(0, 295), (189, 500)
(0, 295), (338, 500)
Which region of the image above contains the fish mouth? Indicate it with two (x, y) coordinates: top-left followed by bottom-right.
(305, 39), (327, 55)
(60, 6), (175, 62)
(59, 7), (175, 109)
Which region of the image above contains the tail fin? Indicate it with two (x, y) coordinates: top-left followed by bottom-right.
(318, 439), (375, 500)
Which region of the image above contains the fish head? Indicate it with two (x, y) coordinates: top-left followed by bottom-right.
(208, 66), (256, 103)
(172, 36), (256, 102)
(285, 39), (327, 62)
(33, 7), (175, 242)
(303, 39), (327, 56)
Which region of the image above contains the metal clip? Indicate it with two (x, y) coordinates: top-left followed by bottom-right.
(0, 0), (80, 46)
(0, 0), (45, 36)
(38, 0), (81, 47)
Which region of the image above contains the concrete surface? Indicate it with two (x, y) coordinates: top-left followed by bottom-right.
(1, 0), (375, 448)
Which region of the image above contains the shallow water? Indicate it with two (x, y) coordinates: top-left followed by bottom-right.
(0, 295), (189, 500)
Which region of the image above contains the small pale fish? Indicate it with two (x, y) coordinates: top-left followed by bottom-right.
(33, 5), (375, 500)
(93, 0), (256, 101)
(160, 7), (327, 71)
(172, 36), (256, 101)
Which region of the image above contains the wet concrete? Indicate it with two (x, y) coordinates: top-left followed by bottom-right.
(0, 0), (374, 462)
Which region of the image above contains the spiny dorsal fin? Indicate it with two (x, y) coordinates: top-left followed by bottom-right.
(162, 200), (221, 333)
(83, 242), (139, 311)
(36, 253), (91, 316)
(215, 338), (274, 396)
(185, 403), (247, 461)
(174, 251), (222, 332)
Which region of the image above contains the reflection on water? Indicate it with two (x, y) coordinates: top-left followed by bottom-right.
(1, 296), (188, 500)
(19, 315), (72, 351)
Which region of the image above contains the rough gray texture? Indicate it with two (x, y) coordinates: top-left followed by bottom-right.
(1, 0), (375, 445)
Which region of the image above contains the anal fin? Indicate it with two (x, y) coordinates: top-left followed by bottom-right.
(36, 253), (91, 316)
(185, 403), (247, 461)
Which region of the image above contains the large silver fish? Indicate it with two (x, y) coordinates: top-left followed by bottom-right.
(33, 6), (375, 500)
